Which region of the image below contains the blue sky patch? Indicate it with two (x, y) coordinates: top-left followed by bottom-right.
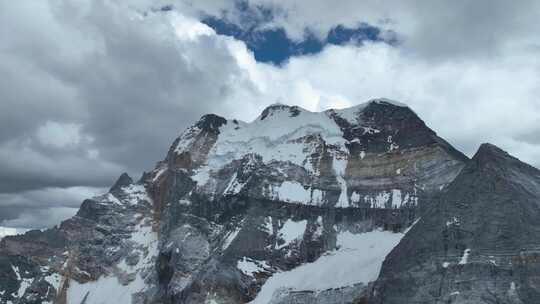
(202, 16), (391, 65)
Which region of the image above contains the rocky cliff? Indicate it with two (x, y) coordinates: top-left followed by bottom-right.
(3, 99), (531, 304)
(369, 143), (540, 304)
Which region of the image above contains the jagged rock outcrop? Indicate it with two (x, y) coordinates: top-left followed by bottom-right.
(370, 143), (540, 304)
(5, 98), (522, 304)
(0, 175), (158, 304)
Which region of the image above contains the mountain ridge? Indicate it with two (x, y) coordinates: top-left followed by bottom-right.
(370, 141), (540, 303)
(2, 100), (538, 304)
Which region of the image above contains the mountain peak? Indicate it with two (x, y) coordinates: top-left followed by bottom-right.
(373, 146), (540, 304)
(259, 103), (304, 120)
(474, 142), (510, 158)
(471, 143), (522, 170)
(467, 142), (540, 186)
(109, 172), (133, 193)
(367, 97), (408, 108)
(195, 113), (227, 131)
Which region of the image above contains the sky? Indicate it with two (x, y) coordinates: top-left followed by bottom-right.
(1, 0), (540, 229)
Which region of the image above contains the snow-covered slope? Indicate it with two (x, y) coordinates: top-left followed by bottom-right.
(156, 99), (467, 210)
(251, 229), (406, 304)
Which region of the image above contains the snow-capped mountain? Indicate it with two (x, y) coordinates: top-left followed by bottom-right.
(153, 99), (466, 209)
(1, 99), (539, 303)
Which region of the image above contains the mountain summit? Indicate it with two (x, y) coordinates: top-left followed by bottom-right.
(371, 141), (540, 303)
(1, 100), (538, 304)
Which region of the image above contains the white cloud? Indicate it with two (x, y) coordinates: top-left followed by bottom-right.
(36, 121), (91, 148)
(174, 0), (540, 60)
(171, 13), (215, 40)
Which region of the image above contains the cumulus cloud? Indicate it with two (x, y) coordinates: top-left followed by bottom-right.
(178, 0), (540, 60)
(0, 0), (258, 226)
(0, 1), (252, 190)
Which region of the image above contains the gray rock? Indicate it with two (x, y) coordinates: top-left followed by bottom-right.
(370, 143), (540, 304)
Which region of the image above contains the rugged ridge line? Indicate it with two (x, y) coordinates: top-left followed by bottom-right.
(0, 99), (477, 304)
(370, 143), (540, 304)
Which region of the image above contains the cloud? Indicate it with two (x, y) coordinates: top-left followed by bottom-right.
(2, 207), (80, 230)
(0, 186), (106, 228)
(0, 1), (256, 192)
(180, 0), (540, 60)
(36, 121), (91, 149)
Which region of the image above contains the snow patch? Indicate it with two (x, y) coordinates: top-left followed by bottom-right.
(251, 229), (404, 304)
(223, 172), (242, 194)
(67, 275), (144, 304)
(311, 188), (324, 205)
(387, 135), (399, 151)
(365, 192), (390, 208)
(275, 181), (311, 203)
(179, 199), (191, 206)
(333, 157), (349, 208)
(11, 265), (33, 297)
(364, 189), (415, 208)
(223, 223), (243, 250)
(277, 219), (307, 249)
(331, 103), (367, 124)
(105, 193), (122, 205)
(192, 169), (210, 187)
(312, 216), (324, 239)
(152, 167), (167, 182)
(335, 175), (349, 208)
(446, 217), (460, 227)
(209, 109), (347, 175)
(237, 257), (270, 277)
(391, 189), (402, 208)
(262, 216), (273, 235)
(43, 272), (62, 290)
(458, 248), (471, 265)
(121, 184), (150, 205)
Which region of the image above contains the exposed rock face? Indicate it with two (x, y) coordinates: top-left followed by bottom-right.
(0, 177), (158, 304)
(370, 143), (540, 304)
(155, 99), (466, 209)
(139, 99), (467, 303)
(2, 98), (507, 304)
